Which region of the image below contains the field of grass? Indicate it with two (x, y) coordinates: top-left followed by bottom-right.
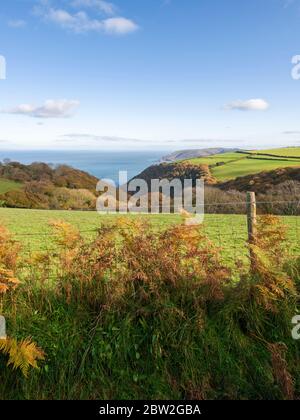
(185, 147), (300, 181)
(249, 147), (300, 157)
(212, 156), (300, 181)
(0, 178), (22, 194)
(0, 208), (299, 264)
(185, 152), (244, 166)
(0, 208), (180, 249)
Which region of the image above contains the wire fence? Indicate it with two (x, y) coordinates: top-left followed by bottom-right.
(5, 199), (299, 270)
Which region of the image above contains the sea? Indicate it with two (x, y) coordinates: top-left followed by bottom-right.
(0, 150), (167, 183)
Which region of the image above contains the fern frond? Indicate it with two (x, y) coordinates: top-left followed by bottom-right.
(0, 267), (21, 295)
(0, 337), (45, 377)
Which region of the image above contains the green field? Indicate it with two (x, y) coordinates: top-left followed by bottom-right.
(249, 147), (300, 157)
(186, 147), (300, 181)
(185, 152), (244, 166)
(0, 208), (299, 264)
(0, 178), (22, 194)
(212, 156), (300, 181)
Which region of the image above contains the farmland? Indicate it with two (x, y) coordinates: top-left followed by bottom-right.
(185, 147), (300, 181)
(249, 147), (300, 157)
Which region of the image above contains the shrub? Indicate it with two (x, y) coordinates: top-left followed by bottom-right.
(0, 225), (44, 378)
(55, 219), (231, 312)
(248, 215), (296, 313)
(0, 216), (299, 399)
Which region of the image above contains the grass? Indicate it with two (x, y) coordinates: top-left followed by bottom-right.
(0, 208), (299, 264)
(249, 147), (300, 157)
(185, 147), (300, 181)
(0, 178), (22, 194)
(0, 208), (179, 250)
(212, 156), (300, 181)
(185, 152), (245, 167)
(1, 214), (300, 400)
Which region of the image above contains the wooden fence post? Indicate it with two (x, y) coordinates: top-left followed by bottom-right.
(246, 191), (257, 243)
(246, 191), (257, 266)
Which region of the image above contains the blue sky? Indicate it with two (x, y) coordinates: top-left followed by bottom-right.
(0, 0), (300, 150)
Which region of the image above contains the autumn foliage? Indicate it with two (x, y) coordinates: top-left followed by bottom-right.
(0, 215), (299, 399)
(0, 226), (44, 377)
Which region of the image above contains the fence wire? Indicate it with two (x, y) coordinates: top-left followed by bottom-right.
(5, 201), (298, 272)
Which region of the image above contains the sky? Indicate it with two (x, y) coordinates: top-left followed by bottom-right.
(0, 0), (300, 151)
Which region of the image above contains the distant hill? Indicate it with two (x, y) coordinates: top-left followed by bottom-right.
(0, 161), (98, 190)
(131, 147), (300, 204)
(2, 147), (300, 210)
(184, 148), (300, 181)
(135, 147), (300, 185)
(161, 148), (240, 162)
(0, 161), (99, 210)
(130, 162), (216, 186)
(219, 166), (300, 193)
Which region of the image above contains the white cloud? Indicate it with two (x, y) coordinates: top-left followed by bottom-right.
(46, 8), (101, 32)
(8, 19), (27, 28)
(102, 17), (139, 35)
(224, 99), (270, 111)
(34, 1), (139, 35)
(71, 0), (117, 15)
(2, 99), (80, 119)
(59, 134), (145, 143)
(283, 130), (300, 134)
